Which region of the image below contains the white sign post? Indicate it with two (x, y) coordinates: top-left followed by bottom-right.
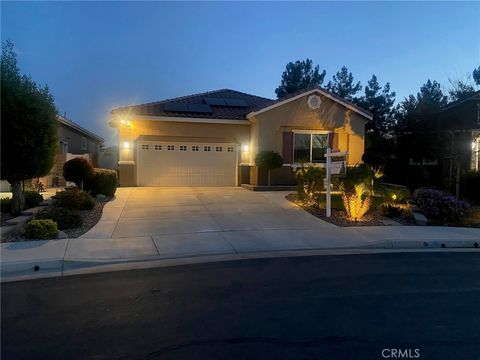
(325, 149), (348, 218)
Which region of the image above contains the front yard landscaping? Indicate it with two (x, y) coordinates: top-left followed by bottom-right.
(1, 160), (118, 242)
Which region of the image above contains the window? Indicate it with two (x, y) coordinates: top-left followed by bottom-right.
(215, 146), (223, 152)
(141, 144), (150, 150)
(81, 137), (87, 150)
(204, 146), (211, 152)
(180, 145), (187, 151)
(60, 141), (68, 154)
(192, 146), (199, 151)
(227, 146), (234, 152)
(167, 145), (175, 151)
(154, 145), (162, 150)
(293, 132), (329, 163)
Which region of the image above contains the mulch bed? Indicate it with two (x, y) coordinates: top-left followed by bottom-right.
(285, 193), (412, 227)
(1, 197), (110, 242)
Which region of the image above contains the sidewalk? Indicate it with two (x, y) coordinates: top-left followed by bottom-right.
(2, 224), (479, 282)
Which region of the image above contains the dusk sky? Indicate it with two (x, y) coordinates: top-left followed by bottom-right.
(2, 1), (479, 145)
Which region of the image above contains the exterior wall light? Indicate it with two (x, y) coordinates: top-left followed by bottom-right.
(242, 144), (249, 152)
(123, 141), (130, 149)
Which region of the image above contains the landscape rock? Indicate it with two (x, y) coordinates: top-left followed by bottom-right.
(413, 212), (428, 226)
(96, 194), (107, 201)
(57, 231), (68, 239)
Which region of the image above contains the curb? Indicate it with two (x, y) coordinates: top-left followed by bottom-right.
(2, 240), (479, 283)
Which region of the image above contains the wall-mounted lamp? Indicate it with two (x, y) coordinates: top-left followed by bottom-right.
(123, 141), (130, 149)
(242, 144), (249, 152)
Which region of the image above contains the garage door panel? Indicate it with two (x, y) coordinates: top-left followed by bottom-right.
(137, 141), (238, 187)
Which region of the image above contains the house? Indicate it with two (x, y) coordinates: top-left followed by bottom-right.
(432, 91), (480, 194)
(110, 88), (372, 187)
(40, 115), (104, 187)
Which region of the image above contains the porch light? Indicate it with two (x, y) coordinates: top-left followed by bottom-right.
(123, 141), (130, 149)
(242, 144), (249, 152)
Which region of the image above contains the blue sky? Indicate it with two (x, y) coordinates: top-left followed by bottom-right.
(2, 1), (479, 145)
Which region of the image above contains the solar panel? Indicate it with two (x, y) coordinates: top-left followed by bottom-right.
(224, 99), (248, 107)
(188, 104), (213, 113)
(164, 103), (190, 112)
(204, 97), (227, 106)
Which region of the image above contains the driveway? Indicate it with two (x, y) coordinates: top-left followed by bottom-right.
(81, 187), (336, 235)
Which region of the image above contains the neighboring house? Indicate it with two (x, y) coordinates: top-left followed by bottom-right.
(430, 91), (480, 194)
(110, 88), (372, 187)
(40, 115), (104, 187)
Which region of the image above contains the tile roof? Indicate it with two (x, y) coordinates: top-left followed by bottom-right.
(111, 86), (373, 121)
(111, 89), (274, 121)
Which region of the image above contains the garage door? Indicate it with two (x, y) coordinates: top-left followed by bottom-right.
(137, 140), (238, 186)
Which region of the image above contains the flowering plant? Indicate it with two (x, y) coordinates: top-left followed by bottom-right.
(414, 188), (469, 223)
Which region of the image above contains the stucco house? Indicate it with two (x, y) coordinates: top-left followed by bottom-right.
(110, 88), (372, 187)
(40, 115), (104, 187)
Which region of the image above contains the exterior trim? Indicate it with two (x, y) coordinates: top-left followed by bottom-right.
(246, 89), (373, 121)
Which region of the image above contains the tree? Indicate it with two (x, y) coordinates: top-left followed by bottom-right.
(356, 74), (396, 135)
(447, 76), (476, 102)
(325, 66), (362, 102)
(255, 151), (283, 186)
(473, 66), (480, 86)
(63, 158), (94, 189)
(275, 59), (326, 98)
(1, 40), (58, 214)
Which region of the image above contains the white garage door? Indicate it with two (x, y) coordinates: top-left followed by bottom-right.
(137, 140), (238, 186)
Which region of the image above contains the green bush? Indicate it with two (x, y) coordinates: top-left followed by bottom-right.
(35, 207), (82, 230)
(295, 165), (325, 206)
(24, 191), (44, 208)
(255, 151), (283, 186)
(63, 158), (94, 188)
(1, 198), (12, 213)
(54, 188), (95, 210)
(85, 168), (118, 197)
(25, 219), (58, 239)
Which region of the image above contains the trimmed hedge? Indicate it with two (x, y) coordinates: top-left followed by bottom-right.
(0, 198), (12, 213)
(25, 219), (58, 239)
(63, 158), (94, 188)
(24, 191), (44, 208)
(55, 188), (95, 210)
(85, 168), (117, 197)
(35, 207), (82, 230)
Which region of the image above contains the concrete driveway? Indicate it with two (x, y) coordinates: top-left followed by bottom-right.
(82, 187), (335, 238)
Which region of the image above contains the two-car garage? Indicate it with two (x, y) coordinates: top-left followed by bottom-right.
(136, 139), (238, 186)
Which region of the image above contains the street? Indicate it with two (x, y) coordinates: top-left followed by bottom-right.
(2, 252), (480, 360)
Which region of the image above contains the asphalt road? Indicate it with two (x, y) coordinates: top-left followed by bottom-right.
(2, 252), (480, 360)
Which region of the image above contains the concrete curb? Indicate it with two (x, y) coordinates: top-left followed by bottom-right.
(2, 239), (479, 283)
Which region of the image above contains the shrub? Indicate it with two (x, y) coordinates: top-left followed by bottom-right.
(414, 188), (469, 223)
(342, 183), (372, 221)
(54, 188), (95, 210)
(255, 151), (283, 186)
(85, 168), (118, 197)
(342, 164), (382, 195)
(1, 198), (12, 213)
(35, 208), (82, 230)
(63, 158), (94, 188)
(25, 219), (58, 239)
(460, 171), (480, 204)
(24, 191), (44, 208)
(295, 165), (325, 206)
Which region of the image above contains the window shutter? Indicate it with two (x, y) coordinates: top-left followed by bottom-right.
(329, 132), (338, 151)
(282, 131), (293, 163)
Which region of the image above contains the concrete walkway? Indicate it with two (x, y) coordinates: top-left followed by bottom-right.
(2, 187), (479, 281)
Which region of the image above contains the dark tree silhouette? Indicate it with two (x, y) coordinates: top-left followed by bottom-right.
(275, 59), (326, 98)
(325, 66), (362, 102)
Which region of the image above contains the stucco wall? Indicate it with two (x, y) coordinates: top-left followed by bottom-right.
(58, 123), (101, 161)
(249, 93), (366, 165)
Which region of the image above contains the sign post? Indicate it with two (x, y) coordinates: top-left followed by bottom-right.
(325, 149), (348, 218)
(326, 148), (332, 217)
